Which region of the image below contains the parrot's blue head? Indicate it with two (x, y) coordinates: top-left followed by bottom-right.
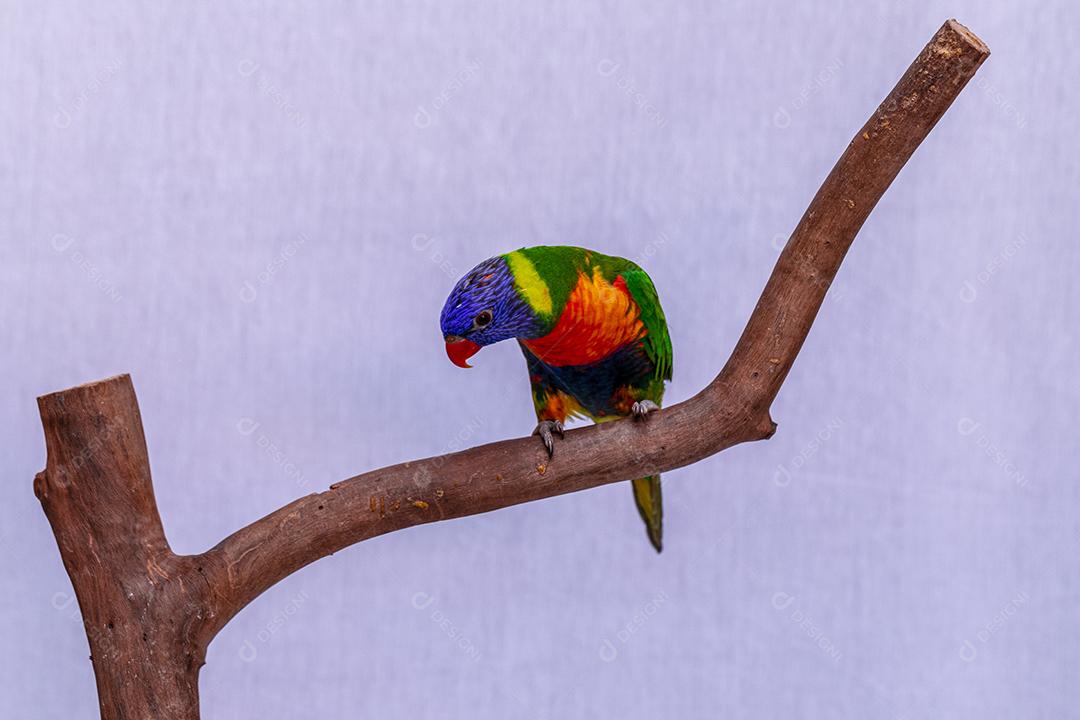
(440, 256), (539, 367)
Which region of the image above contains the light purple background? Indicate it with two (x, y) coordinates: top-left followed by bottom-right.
(2, 1), (1077, 718)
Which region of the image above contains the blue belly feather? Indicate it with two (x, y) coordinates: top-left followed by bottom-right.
(521, 341), (654, 417)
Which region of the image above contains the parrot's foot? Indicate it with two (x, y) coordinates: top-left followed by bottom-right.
(631, 400), (660, 419)
(532, 420), (564, 458)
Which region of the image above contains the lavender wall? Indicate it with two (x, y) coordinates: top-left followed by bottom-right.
(2, 1), (1076, 718)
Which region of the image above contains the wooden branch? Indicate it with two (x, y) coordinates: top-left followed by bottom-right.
(35, 20), (988, 720)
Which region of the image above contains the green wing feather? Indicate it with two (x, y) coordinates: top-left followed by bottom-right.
(619, 267), (673, 385)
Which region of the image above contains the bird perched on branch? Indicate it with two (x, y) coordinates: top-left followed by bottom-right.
(440, 246), (673, 551)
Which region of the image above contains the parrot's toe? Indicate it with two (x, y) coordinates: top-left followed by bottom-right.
(631, 400), (660, 419)
(532, 420), (564, 458)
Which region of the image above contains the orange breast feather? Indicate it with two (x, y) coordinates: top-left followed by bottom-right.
(523, 268), (645, 367)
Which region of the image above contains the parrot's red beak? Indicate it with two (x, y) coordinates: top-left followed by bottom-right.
(444, 336), (481, 368)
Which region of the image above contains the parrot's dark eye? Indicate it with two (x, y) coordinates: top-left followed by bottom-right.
(474, 310), (493, 329)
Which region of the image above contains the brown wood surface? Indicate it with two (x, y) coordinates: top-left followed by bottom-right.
(34, 20), (989, 720)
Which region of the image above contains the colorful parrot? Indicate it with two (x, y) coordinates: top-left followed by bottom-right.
(439, 246), (673, 552)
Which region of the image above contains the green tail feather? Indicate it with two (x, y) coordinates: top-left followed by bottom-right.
(632, 475), (663, 553)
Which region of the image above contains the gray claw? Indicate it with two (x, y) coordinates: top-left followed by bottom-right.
(631, 400), (660, 419)
(532, 420), (564, 458)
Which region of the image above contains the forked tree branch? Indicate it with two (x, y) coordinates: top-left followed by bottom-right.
(35, 20), (988, 720)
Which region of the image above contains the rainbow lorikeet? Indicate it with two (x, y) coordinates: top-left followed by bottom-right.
(440, 246), (673, 552)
